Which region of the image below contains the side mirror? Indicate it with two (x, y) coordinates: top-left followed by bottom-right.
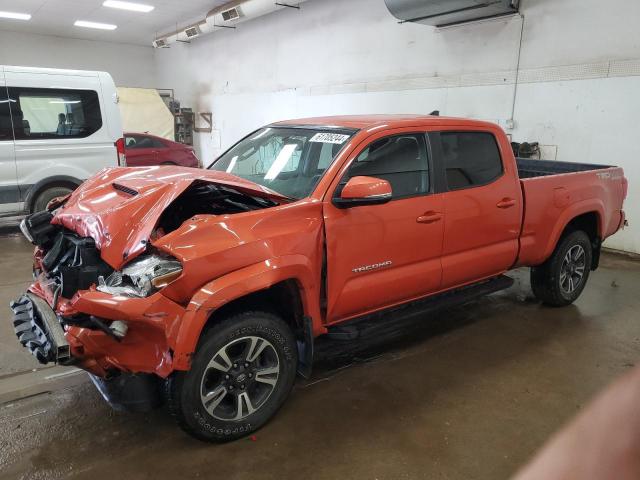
(333, 176), (392, 208)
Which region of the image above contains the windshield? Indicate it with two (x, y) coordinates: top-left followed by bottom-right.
(209, 127), (355, 199)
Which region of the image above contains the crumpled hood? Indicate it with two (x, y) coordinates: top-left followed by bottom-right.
(51, 166), (289, 270)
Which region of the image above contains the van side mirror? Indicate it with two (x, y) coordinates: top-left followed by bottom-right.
(333, 176), (392, 208)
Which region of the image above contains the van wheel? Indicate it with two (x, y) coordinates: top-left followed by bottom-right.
(530, 230), (592, 307)
(32, 186), (74, 213)
(166, 311), (298, 442)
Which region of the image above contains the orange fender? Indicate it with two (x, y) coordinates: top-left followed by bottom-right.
(172, 255), (325, 370)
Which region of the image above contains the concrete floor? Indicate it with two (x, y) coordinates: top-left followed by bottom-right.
(1, 229), (639, 480)
(0, 230), (41, 375)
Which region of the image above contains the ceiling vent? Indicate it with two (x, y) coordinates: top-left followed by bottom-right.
(152, 38), (168, 48)
(152, 0), (309, 47)
(221, 6), (242, 21)
(184, 24), (202, 38)
(385, 0), (519, 27)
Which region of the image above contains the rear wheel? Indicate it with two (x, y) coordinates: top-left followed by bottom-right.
(32, 186), (74, 213)
(530, 230), (592, 307)
(166, 311), (297, 442)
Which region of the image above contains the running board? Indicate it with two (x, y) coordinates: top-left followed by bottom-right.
(325, 275), (514, 341)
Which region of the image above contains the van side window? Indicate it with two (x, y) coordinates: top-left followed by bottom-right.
(8, 87), (102, 140)
(440, 132), (503, 190)
(0, 88), (12, 141)
(347, 134), (429, 199)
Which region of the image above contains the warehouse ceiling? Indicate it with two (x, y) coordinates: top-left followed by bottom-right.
(0, 0), (230, 45)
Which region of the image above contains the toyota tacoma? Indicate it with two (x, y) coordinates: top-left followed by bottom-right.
(11, 115), (628, 441)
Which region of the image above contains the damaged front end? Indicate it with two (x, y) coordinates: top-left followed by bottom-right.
(10, 166), (287, 411)
(12, 210), (115, 362)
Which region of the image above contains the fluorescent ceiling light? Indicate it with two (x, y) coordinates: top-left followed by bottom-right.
(0, 11), (32, 20)
(103, 1), (154, 12)
(74, 20), (118, 30)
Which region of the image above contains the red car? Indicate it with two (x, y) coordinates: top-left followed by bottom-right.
(124, 132), (201, 168)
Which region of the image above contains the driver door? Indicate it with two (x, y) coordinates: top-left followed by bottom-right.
(323, 129), (444, 323)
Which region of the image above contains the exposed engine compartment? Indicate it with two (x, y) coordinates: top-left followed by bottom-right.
(157, 181), (278, 233)
(21, 181), (280, 301)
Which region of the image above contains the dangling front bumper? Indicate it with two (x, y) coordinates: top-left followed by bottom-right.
(10, 292), (71, 365)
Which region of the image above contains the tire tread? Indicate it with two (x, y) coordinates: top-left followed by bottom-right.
(165, 310), (296, 442)
(530, 230), (592, 307)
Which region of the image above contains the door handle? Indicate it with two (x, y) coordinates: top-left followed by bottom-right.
(417, 211), (443, 224)
(496, 198), (516, 209)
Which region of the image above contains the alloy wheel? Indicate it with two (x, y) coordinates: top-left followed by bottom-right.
(559, 244), (586, 294)
(199, 336), (280, 421)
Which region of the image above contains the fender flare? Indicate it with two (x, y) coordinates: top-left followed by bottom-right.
(539, 199), (604, 264)
(171, 255), (325, 371)
(23, 175), (84, 214)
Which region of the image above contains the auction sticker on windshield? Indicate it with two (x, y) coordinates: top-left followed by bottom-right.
(309, 133), (350, 144)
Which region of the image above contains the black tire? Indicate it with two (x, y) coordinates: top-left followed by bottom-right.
(530, 230), (592, 307)
(32, 186), (74, 213)
(166, 311), (297, 442)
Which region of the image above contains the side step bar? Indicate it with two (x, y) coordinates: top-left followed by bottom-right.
(326, 275), (514, 341)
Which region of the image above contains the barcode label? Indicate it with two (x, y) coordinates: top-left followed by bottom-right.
(309, 133), (350, 144)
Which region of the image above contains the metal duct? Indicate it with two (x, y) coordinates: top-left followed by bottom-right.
(384, 0), (519, 27)
(154, 0), (307, 47)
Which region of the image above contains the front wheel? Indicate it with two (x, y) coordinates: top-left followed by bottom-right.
(166, 311), (298, 442)
(530, 230), (592, 307)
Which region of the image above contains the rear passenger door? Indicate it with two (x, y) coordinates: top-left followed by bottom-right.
(432, 130), (521, 288)
(0, 71), (19, 214)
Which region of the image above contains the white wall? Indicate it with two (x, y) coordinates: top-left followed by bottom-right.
(0, 30), (156, 88)
(156, 0), (640, 254)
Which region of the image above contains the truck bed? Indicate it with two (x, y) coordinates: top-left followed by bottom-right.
(516, 158), (612, 179)
(515, 158), (625, 268)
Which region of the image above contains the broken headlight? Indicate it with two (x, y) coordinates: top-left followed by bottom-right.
(97, 254), (182, 297)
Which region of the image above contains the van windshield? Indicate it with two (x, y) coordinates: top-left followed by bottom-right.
(209, 127), (355, 199)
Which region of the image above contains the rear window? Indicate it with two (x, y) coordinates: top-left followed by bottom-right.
(440, 132), (503, 190)
(126, 135), (165, 149)
(8, 87), (102, 140)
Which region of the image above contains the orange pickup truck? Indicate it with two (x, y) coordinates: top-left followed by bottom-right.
(12, 115), (627, 441)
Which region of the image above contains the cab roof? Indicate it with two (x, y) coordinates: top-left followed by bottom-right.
(270, 114), (499, 131)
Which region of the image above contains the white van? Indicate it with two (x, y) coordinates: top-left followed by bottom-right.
(0, 66), (124, 215)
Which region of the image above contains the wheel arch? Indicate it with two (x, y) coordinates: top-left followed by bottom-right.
(560, 211), (602, 269)
(204, 279), (305, 337)
(172, 257), (325, 372)
(539, 201), (604, 268)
